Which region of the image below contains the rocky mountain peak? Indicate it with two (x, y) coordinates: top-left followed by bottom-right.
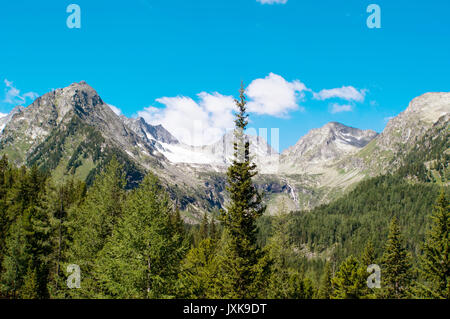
(280, 122), (378, 173)
(123, 117), (180, 145)
(404, 92), (450, 120)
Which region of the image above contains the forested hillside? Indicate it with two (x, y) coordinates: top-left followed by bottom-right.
(0, 88), (448, 299)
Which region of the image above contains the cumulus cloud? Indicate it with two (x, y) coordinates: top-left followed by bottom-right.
(313, 86), (366, 103)
(138, 92), (236, 146)
(330, 103), (353, 114)
(246, 73), (307, 117)
(137, 73), (368, 145)
(257, 0), (288, 4)
(107, 104), (122, 115)
(3, 79), (38, 105)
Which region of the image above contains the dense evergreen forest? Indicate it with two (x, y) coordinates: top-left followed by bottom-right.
(0, 87), (448, 299)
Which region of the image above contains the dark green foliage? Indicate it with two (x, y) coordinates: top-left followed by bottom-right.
(264, 212), (315, 299)
(419, 190), (449, 298)
(381, 218), (413, 298)
(331, 256), (367, 299)
(178, 237), (220, 298)
(318, 262), (333, 299)
(0, 163), (50, 298)
(216, 84), (267, 298)
(66, 157), (126, 297)
(94, 173), (187, 298)
(288, 174), (441, 265)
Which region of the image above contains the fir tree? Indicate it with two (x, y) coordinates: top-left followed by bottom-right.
(263, 207), (314, 299)
(318, 262), (333, 299)
(0, 165), (50, 298)
(20, 264), (39, 299)
(44, 178), (86, 298)
(67, 157), (126, 297)
(331, 256), (367, 299)
(381, 217), (413, 298)
(179, 237), (219, 298)
(94, 173), (187, 298)
(360, 242), (378, 298)
(420, 190), (449, 299)
(197, 212), (209, 245)
(361, 242), (376, 268)
(216, 83), (266, 298)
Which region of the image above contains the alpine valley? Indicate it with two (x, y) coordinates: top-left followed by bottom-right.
(0, 81), (448, 221)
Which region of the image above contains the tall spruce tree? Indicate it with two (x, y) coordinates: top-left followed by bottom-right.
(381, 217), (413, 298)
(318, 262), (333, 299)
(0, 165), (50, 298)
(179, 237), (219, 299)
(94, 173), (187, 298)
(216, 83), (266, 298)
(44, 178), (86, 298)
(360, 241), (378, 298)
(420, 190), (449, 299)
(67, 157), (126, 297)
(331, 255), (367, 299)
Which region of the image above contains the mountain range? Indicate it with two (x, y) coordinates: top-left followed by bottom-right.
(0, 81), (448, 221)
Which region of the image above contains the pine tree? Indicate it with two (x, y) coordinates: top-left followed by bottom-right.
(360, 242), (378, 298)
(263, 207), (314, 299)
(197, 212), (209, 245)
(20, 264), (39, 299)
(0, 165), (50, 299)
(179, 237), (219, 298)
(67, 157), (126, 297)
(331, 256), (367, 299)
(381, 217), (413, 298)
(94, 173), (187, 298)
(361, 242), (376, 268)
(216, 83), (266, 298)
(0, 155), (12, 275)
(318, 262), (333, 299)
(420, 190), (449, 299)
(210, 216), (218, 241)
(0, 217), (28, 298)
(44, 178), (86, 298)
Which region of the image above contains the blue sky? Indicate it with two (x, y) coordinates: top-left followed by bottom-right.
(0, 0), (449, 150)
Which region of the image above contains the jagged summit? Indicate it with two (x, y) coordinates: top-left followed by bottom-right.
(280, 121), (378, 172)
(123, 116), (179, 145)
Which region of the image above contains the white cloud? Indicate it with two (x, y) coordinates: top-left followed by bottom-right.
(257, 0), (288, 4)
(3, 79), (38, 105)
(313, 86), (366, 102)
(137, 73), (369, 145)
(138, 92), (236, 146)
(0, 112), (7, 118)
(107, 104), (122, 115)
(246, 73), (307, 117)
(330, 103), (353, 114)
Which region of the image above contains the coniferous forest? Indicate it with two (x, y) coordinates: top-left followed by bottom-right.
(0, 86), (448, 300)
